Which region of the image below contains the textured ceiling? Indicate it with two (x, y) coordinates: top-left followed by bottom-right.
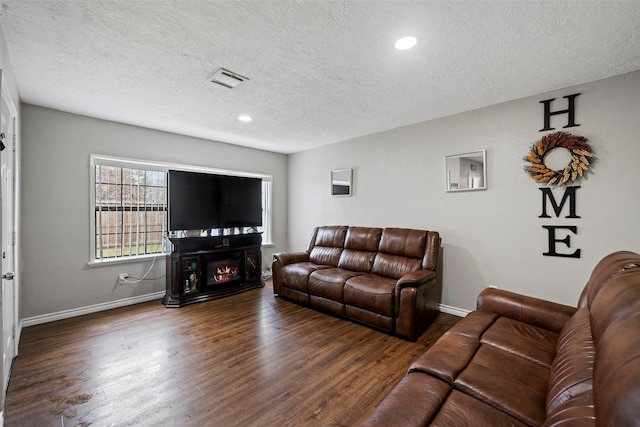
(1, 1), (639, 154)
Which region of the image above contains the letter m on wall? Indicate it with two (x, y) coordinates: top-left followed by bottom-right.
(539, 186), (581, 219)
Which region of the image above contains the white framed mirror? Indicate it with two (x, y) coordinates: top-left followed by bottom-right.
(331, 168), (352, 196)
(445, 150), (487, 192)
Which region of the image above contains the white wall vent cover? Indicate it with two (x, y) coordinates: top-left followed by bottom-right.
(209, 68), (249, 88)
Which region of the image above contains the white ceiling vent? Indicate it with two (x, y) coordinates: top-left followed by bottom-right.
(209, 68), (249, 88)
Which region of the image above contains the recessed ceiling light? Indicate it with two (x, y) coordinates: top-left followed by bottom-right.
(395, 36), (417, 50)
(238, 115), (252, 122)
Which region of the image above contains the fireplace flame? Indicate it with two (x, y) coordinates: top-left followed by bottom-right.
(213, 265), (239, 283)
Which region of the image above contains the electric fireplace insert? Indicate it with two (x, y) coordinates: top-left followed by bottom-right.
(207, 251), (243, 287)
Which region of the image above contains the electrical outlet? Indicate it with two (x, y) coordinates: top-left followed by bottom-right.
(118, 273), (128, 283)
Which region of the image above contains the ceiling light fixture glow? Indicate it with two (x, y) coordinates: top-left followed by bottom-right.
(395, 36), (417, 50)
(238, 115), (252, 122)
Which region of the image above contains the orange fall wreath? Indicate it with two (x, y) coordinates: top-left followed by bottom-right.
(524, 131), (595, 186)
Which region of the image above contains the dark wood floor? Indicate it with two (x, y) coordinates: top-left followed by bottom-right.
(4, 280), (459, 427)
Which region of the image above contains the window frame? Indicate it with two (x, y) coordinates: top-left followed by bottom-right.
(89, 154), (274, 266)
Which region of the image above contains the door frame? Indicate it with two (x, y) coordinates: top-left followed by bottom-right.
(0, 71), (20, 411)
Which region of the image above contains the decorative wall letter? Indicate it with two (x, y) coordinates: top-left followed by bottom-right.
(542, 226), (581, 258)
(539, 93), (581, 131)
(539, 186), (580, 219)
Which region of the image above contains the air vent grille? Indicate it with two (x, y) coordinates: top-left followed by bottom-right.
(209, 68), (249, 89)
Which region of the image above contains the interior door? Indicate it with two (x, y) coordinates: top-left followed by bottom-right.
(0, 74), (17, 398)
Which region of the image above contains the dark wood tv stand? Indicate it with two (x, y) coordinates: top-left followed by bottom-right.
(163, 233), (263, 308)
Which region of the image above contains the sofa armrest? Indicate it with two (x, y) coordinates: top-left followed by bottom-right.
(273, 251), (309, 266)
(396, 269), (436, 289)
(272, 251), (310, 295)
(395, 270), (439, 341)
(477, 288), (576, 332)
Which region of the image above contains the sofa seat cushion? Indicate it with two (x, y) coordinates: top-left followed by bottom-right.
(409, 310), (497, 382)
(308, 268), (365, 303)
(430, 390), (530, 427)
(361, 371), (529, 427)
(446, 310), (499, 339)
(481, 316), (559, 368)
(454, 343), (550, 426)
(413, 309), (551, 426)
(343, 274), (396, 317)
(410, 332), (480, 384)
(278, 262), (331, 293)
(359, 372), (451, 427)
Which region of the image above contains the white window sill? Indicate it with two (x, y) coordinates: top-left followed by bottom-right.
(88, 253), (167, 267)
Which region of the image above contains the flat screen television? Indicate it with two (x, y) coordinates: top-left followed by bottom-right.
(168, 170), (262, 231)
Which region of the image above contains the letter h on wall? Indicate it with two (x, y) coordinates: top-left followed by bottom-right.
(539, 93), (581, 132)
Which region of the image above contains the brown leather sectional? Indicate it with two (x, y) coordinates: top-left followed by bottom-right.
(272, 226), (441, 341)
(360, 250), (640, 426)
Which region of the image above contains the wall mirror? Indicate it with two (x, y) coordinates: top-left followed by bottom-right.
(445, 150), (487, 192)
(331, 168), (352, 196)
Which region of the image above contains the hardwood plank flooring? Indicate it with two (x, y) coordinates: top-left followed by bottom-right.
(4, 281), (459, 427)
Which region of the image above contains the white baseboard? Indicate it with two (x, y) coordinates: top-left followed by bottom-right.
(21, 291), (166, 328)
(438, 303), (471, 318)
(19, 292), (468, 328)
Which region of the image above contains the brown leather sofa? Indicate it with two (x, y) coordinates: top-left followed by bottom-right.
(360, 250), (640, 426)
(272, 226), (441, 341)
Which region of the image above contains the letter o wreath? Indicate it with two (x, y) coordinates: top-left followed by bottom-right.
(524, 131), (595, 187)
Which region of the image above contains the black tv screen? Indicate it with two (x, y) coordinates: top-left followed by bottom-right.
(168, 170), (262, 231)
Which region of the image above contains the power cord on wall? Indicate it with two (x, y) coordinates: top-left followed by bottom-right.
(121, 257), (165, 288)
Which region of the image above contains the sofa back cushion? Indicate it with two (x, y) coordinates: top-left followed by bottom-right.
(590, 265), (640, 426)
(545, 252), (640, 427)
(578, 250), (640, 309)
(338, 227), (382, 273)
(372, 228), (427, 279)
(423, 231), (441, 271)
(545, 307), (595, 417)
(588, 263), (640, 345)
(307, 226), (348, 266)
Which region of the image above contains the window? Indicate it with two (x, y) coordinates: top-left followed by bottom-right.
(90, 155), (273, 264)
(94, 163), (167, 261)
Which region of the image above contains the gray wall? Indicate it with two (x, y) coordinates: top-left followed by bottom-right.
(288, 71), (640, 311)
(20, 105), (288, 318)
(18, 72), (640, 319)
